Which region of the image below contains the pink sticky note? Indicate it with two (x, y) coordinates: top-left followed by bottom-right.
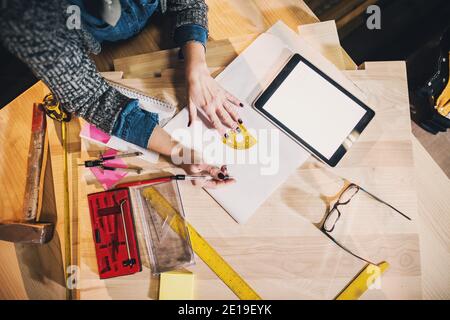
(81, 124), (111, 144)
(90, 149), (128, 190)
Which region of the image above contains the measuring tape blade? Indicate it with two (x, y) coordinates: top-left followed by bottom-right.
(142, 187), (262, 300)
(335, 262), (389, 300)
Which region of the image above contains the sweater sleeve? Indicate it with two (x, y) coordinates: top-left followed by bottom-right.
(0, 0), (131, 134)
(166, 0), (209, 39)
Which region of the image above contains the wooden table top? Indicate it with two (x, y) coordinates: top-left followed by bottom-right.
(0, 0), (449, 300)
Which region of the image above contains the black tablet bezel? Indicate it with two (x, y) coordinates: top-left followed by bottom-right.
(253, 53), (375, 167)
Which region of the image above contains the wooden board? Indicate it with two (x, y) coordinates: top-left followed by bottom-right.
(0, 0), (449, 300)
(113, 34), (258, 78)
(298, 20), (356, 70)
(71, 60), (422, 299)
(95, 0), (319, 72)
(207, 0), (318, 40)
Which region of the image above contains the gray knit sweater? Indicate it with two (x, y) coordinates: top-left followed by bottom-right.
(0, 0), (208, 134)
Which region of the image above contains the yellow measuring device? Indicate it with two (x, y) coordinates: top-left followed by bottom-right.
(223, 124), (257, 150)
(142, 187), (262, 300)
(436, 80), (450, 117)
(41, 94), (73, 300)
(335, 262), (389, 300)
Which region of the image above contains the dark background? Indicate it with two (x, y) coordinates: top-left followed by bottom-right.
(1, 0), (450, 108)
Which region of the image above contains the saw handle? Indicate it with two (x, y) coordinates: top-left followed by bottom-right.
(22, 103), (47, 222)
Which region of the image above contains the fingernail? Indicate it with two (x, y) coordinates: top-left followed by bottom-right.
(238, 119), (243, 124)
(224, 133), (229, 139)
(218, 173), (225, 180)
(221, 165), (227, 172)
(236, 127), (241, 133)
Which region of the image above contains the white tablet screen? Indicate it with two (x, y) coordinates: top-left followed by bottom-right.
(261, 61), (367, 159)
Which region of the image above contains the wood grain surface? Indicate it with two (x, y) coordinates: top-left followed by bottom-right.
(78, 24), (423, 299)
(0, 0), (448, 300)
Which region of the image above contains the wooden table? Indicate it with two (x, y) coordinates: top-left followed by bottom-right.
(0, 0), (449, 300)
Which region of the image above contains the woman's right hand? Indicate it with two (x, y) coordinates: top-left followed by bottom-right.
(147, 126), (235, 189)
(181, 163), (235, 189)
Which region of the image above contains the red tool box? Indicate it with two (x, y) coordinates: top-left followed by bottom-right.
(87, 189), (141, 279)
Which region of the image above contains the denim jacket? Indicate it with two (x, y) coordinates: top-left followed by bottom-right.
(0, 0), (208, 148)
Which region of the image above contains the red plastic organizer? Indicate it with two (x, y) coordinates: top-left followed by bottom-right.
(87, 188), (141, 279)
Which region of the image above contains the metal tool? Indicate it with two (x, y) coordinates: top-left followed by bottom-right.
(120, 200), (136, 267)
(41, 93), (73, 300)
(0, 103), (54, 244)
(116, 174), (232, 189)
(79, 152), (143, 174)
(222, 123), (257, 150)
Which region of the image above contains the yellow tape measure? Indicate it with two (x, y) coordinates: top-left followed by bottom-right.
(335, 262), (389, 300)
(223, 124), (257, 150)
(143, 187), (262, 300)
(435, 55), (450, 117)
(41, 93), (73, 300)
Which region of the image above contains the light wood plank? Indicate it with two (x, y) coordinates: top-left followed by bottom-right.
(1, 1), (449, 301)
(114, 34), (258, 78)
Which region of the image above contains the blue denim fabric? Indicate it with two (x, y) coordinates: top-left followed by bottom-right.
(112, 100), (159, 148)
(174, 24), (209, 48)
(68, 0), (160, 42)
(68, 0), (208, 46)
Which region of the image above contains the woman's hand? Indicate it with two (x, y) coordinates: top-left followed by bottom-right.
(181, 163), (235, 189)
(183, 41), (244, 137)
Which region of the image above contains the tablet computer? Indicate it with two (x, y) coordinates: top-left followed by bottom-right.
(253, 53), (375, 167)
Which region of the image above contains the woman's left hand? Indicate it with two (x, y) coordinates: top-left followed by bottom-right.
(183, 41), (244, 137)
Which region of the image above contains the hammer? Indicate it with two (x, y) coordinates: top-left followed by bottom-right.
(0, 103), (54, 244)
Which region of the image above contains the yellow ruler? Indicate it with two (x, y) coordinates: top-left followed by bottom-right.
(335, 262), (389, 300)
(143, 187), (262, 300)
(41, 94), (73, 300)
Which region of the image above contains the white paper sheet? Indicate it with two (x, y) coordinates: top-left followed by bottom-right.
(164, 21), (368, 224)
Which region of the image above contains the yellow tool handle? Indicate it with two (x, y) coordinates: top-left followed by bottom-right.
(436, 72), (450, 117)
(335, 262), (389, 300)
(143, 187), (262, 300)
